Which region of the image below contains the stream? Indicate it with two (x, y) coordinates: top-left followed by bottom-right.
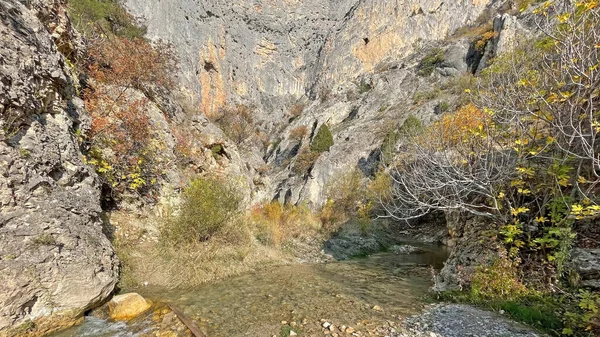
(52, 242), (449, 337)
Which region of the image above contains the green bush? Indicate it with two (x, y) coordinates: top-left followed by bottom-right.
(438, 101), (451, 113)
(399, 114), (423, 137)
(310, 124), (334, 153)
(161, 177), (241, 244)
(417, 48), (445, 77)
(380, 129), (399, 166)
(67, 0), (146, 39)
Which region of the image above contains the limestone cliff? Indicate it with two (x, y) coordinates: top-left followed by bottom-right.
(124, 0), (498, 207)
(0, 1), (118, 335)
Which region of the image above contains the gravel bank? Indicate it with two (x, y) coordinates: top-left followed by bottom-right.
(394, 304), (544, 337)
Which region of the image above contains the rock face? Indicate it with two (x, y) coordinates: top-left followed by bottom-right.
(433, 211), (499, 292)
(572, 248), (600, 289)
(124, 0), (491, 118)
(0, 0), (118, 335)
(123, 0), (495, 207)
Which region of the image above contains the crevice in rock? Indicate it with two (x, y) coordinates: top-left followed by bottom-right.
(203, 61), (217, 72)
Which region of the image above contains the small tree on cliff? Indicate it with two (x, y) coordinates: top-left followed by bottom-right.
(310, 124), (334, 153)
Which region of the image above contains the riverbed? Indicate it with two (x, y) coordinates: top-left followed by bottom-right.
(51, 243), (449, 337)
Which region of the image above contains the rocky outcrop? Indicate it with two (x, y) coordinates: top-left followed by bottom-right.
(0, 0), (118, 335)
(433, 212), (499, 292)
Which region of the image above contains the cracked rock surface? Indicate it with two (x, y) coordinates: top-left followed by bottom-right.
(0, 0), (118, 335)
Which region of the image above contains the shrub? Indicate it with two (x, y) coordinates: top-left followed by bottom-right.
(357, 201), (374, 234)
(475, 31), (499, 51)
(412, 88), (442, 104)
(417, 48), (445, 77)
(292, 148), (320, 176)
(213, 105), (256, 146)
(161, 177), (241, 244)
(368, 171), (393, 204)
(87, 37), (175, 91)
(323, 169), (367, 226)
(250, 201), (320, 247)
(289, 125), (308, 141)
(357, 78), (372, 94)
(564, 290), (600, 335)
(67, 0), (146, 39)
(398, 114), (423, 137)
(431, 103), (490, 147)
(310, 124), (334, 153)
(319, 199), (340, 230)
(437, 101), (451, 113)
(380, 129), (399, 166)
(83, 36), (175, 198)
(470, 254), (528, 301)
(289, 103), (305, 120)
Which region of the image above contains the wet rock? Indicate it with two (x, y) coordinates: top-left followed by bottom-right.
(389, 245), (425, 255)
(108, 293), (152, 321)
(324, 219), (399, 260)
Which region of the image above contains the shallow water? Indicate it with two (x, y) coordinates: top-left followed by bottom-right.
(53, 242), (448, 337)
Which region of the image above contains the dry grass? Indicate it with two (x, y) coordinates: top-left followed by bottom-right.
(249, 201), (321, 247)
(451, 21), (494, 42)
(117, 238), (284, 290)
(114, 200), (322, 290)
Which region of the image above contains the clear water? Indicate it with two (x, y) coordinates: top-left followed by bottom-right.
(52, 243), (448, 337)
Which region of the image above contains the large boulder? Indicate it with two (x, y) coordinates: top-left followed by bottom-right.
(0, 0), (118, 335)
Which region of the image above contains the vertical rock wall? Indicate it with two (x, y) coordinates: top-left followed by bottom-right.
(0, 1), (118, 335)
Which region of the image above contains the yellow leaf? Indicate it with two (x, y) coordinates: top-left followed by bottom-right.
(512, 207), (530, 216)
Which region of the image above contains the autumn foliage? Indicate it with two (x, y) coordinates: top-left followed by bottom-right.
(83, 36), (175, 199)
(87, 37), (174, 91)
(381, 2), (600, 334)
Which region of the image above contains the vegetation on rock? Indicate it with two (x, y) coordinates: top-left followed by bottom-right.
(83, 36), (175, 201)
(67, 0), (146, 39)
(382, 2), (600, 335)
(310, 124), (334, 153)
(417, 48), (445, 77)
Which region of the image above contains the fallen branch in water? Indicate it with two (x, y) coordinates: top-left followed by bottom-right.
(168, 304), (207, 337)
